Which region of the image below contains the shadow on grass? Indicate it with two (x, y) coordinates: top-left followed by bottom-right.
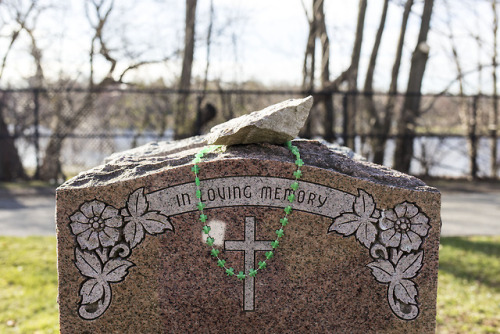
(439, 237), (500, 291)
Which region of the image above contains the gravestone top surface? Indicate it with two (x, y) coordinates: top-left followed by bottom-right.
(59, 139), (432, 192)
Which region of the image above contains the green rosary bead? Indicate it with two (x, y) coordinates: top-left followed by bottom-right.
(288, 194), (295, 202)
(195, 177), (201, 186)
(258, 261), (267, 269)
(206, 237), (214, 246)
(280, 217), (288, 226)
(237, 272), (246, 280)
(293, 170), (302, 179)
(275, 229), (284, 238)
(196, 189), (202, 199)
(200, 214), (208, 222)
(191, 165), (200, 173)
(265, 251), (274, 260)
(284, 206), (292, 214)
(249, 269), (258, 277)
(211, 249), (220, 257)
(203, 225), (211, 234)
(217, 259), (226, 267)
(290, 181), (299, 191)
(271, 240), (279, 249)
(197, 202), (206, 210)
(295, 159), (304, 167)
(226, 268), (235, 276)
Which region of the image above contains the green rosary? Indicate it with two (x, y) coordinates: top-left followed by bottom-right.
(191, 141), (303, 281)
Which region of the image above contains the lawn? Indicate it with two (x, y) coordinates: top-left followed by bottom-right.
(0, 236), (498, 333)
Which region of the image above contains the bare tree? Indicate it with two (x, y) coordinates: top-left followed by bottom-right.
(344, 0), (367, 150)
(300, 0), (334, 140)
(394, 0), (434, 173)
(300, 0), (317, 138)
(491, 0), (499, 178)
(363, 0), (390, 164)
(194, 0), (217, 136)
(0, 0), (43, 180)
(38, 0), (170, 181)
(175, 0), (197, 140)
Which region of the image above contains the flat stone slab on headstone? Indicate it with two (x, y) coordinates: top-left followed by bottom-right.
(56, 139), (441, 333)
(206, 96), (313, 145)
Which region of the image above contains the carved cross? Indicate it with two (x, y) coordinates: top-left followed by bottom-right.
(224, 216), (273, 311)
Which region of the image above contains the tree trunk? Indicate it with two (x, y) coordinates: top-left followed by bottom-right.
(394, 0), (434, 173)
(175, 0), (198, 140)
(0, 97), (26, 181)
(316, 0), (335, 142)
(491, 0), (499, 178)
(38, 92), (96, 181)
(363, 0), (389, 163)
(345, 0), (367, 150)
(300, 0), (317, 139)
(375, 0), (413, 165)
(38, 133), (65, 182)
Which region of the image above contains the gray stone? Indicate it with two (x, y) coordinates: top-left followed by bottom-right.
(206, 96), (313, 145)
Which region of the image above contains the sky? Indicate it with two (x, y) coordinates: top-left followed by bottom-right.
(0, 0), (498, 95)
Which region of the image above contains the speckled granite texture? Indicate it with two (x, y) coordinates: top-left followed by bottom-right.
(56, 139), (441, 333)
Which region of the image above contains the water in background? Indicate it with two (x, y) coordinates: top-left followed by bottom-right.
(15, 134), (500, 178)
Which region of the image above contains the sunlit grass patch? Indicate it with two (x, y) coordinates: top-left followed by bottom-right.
(0, 237), (59, 333)
(437, 236), (500, 333)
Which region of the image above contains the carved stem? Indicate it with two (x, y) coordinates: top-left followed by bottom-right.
(79, 282), (112, 320)
(387, 282), (419, 320)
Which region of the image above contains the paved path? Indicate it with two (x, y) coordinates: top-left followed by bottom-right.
(0, 186), (498, 236)
(440, 191), (500, 236)
(0, 188), (56, 236)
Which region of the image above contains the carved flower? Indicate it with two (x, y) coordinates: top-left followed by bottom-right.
(379, 202), (430, 252)
(70, 200), (123, 250)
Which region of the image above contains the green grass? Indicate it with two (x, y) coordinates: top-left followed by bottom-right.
(0, 236), (498, 333)
(437, 236), (500, 333)
(0, 237), (59, 333)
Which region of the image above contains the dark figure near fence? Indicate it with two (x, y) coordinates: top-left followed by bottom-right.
(195, 101), (217, 136)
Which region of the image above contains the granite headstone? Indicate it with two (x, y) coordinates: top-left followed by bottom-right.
(56, 136), (441, 333)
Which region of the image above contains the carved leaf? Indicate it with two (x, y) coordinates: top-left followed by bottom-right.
(102, 259), (134, 283)
(80, 278), (106, 304)
(140, 212), (174, 235)
(124, 221), (145, 249)
(396, 251), (424, 279)
(355, 220), (378, 248)
(354, 190), (376, 218)
(328, 213), (361, 236)
(75, 249), (102, 279)
(367, 259), (395, 283)
(126, 188), (148, 217)
(392, 279), (418, 305)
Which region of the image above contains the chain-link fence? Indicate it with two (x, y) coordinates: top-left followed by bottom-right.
(0, 88), (499, 180)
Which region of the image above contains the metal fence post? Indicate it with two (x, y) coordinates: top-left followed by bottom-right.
(469, 94), (479, 179)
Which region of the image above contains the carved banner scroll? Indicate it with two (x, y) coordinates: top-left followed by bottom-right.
(68, 177), (430, 321)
